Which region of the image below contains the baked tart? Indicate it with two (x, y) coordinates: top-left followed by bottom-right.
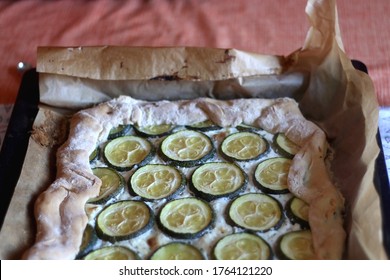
(23, 96), (346, 260)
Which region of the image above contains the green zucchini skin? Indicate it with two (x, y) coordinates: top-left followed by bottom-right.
(89, 146), (100, 163)
(134, 124), (176, 138)
(157, 197), (214, 239)
(253, 157), (291, 195)
(128, 164), (186, 201)
(189, 162), (248, 201)
(235, 124), (261, 133)
(88, 167), (125, 205)
(212, 232), (273, 260)
(275, 230), (315, 260)
(149, 242), (205, 260)
(219, 132), (270, 162)
(103, 136), (155, 171)
(95, 200), (154, 243)
(254, 183), (290, 195)
(158, 149), (214, 168)
(108, 124), (132, 140)
(75, 224), (98, 259)
(185, 120), (221, 132)
(226, 193), (284, 233)
(158, 130), (215, 168)
(285, 197), (310, 229)
(272, 133), (300, 159)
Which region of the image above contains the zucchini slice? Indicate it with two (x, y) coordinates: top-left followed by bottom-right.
(89, 147), (99, 163)
(76, 224), (98, 259)
(108, 124), (132, 139)
(254, 157), (291, 194)
(273, 133), (300, 158)
(129, 164), (185, 200)
(150, 242), (204, 260)
(186, 120), (220, 132)
(276, 230), (315, 260)
(158, 197), (213, 239)
(96, 200), (153, 242)
(190, 162), (247, 201)
(220, 132), (269, 162)
(134, 124), (175, 137)
(160, 130), (214, 167)
(103, 135), (154, 171)
(213, 232), (272, 260)
(228, 193), (283, 232)
(285, 197), (310, 228)
(88, 167), (125, 204)
(236, 123), (259, 132)
(83, 246), (138, 260)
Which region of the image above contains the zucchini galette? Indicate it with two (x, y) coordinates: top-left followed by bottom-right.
(23, 96), (345, 260)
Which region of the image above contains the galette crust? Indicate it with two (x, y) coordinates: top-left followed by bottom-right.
(23, 96), (345, 259)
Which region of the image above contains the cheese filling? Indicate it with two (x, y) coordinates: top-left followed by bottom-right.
(87, 125), (301, 259)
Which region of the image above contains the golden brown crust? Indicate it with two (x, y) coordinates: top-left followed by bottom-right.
(23, 96), (345, 259)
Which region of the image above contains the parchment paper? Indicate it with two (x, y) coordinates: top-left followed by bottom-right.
(0, 0), (385, 259)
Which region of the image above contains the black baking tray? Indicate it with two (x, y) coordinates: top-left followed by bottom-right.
(0, 69), (39, 228)
(0, 63), (389, 258)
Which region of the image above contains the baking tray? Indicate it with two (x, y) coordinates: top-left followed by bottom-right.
(0, 69), (39, 228)
(0, 63), (389, 258)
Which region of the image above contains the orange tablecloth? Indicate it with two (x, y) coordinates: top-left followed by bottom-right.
(0, 0), (389, 105)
